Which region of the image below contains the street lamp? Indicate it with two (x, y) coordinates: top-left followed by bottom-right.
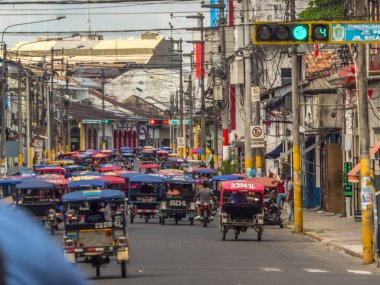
(0, 15), (66, 170)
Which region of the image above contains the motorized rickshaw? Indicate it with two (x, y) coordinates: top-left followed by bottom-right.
(139, 149), (156, 162)
(52, 159), (75, 167)
(119, 172), (140, 200)
(212, 175), (245, 203)
(35, 166), (66, 176)
(62, 189), (129, 278)
(68, 179), (109, 192)
(156, 150), (169, 161)
(104, 170), (137, 177)
(15, 179), (62, 234)
(128, 174), (165, 223)
(219, 180), (265, 241)
(120, 153), (135, 170)
(160, 176), (197, 225)
(99, 165), (122, 174)
(70, 171), (104, 181)
(0, 176), (33, 201)
(158, 169), (184, 177)
(96, 176), (126, 192)
(64, 164), (86, 174)
(180, 160), (204, 173)
(139, 163), (160, 174)
(166, 157), (186, 170)
(191, 168), (217, 181)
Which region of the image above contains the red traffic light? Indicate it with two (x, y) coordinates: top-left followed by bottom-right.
(148, 119), (158, 125)
(163, 119), (169, 125)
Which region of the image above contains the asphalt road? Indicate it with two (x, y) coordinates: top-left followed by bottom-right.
(54, 215), (379, 285)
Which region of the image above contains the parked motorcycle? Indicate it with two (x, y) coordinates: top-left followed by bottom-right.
(263, 197), (283, 228)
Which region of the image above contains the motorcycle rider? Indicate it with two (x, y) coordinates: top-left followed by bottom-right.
(194, 181), (214, 220)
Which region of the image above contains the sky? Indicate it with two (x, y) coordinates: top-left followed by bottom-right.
(0, 0), (211, 60)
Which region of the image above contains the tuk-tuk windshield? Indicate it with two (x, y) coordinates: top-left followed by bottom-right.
(130, 183), (162, 195)
(165, 183), (194, 198)
(20, 189), (57, 203)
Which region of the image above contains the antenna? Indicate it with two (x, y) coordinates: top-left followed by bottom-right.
(87, 1), (92, 34)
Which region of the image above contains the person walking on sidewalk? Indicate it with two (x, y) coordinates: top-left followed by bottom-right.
(276, 174), (286, 207)
(285, 176), (294, 222)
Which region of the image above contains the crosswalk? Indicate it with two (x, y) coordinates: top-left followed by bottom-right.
(258, 267), (373, 275)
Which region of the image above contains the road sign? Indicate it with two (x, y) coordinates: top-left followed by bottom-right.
(251, 140), (265, 148)
(82, 119), (101, 124)
(331, 22), (380, 43)
(251, 86), (260, 102)
(343, 161), (353, 197)
(169, 119), (190, 125)
(177, 137), (185, 148)
(250, 125), (264, 140)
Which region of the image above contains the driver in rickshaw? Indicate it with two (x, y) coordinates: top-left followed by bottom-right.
(166, 185), (180, 196)
(84, 201), (110, 223)
(228, 192), (248, 204)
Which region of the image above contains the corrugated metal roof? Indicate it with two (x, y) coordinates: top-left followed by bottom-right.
(71, 77), (101, 88)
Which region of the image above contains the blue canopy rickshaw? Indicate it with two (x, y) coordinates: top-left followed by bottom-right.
(16, 179), (60, 234)
(0, 176), (34, 199)
(128, 174), (165, 223)
(68, 179), (109, 191)
(61, 189), (129, 278)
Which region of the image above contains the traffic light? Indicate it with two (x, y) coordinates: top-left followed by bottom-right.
(253, 22), (329, 45)
(163, 119), (169, 125)
(148, 119), (158, 125)
(148, 119), (170, 125)
(101, 119), (109, 124)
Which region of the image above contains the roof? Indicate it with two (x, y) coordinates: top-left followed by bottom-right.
(96, 176), (125, 184)
(129, 174), (165, 183)
(62, 190), (125, 202)
(164, 176), (196, 184)
(212, 175), (245, 182)
(68, 179), (109, 188)
(69, 101), (125, 121)
(16, 180), (55, 190)
(120, 172), (141, 179)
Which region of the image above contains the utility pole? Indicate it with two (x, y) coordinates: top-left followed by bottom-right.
(199, 14), (206, 162)
(25, 72), (31, 167)
(188, 74), (194, 158)
(0, 43), (7, 171)
(101, 69), (106, 150)
(355, 0), (373, 264)
(290, 0), (303, 233)
(48, 47), (54, 163)
(178, 38), (184, 158)
(253, 49), (262, 177)
(243, 0), (253, 176)
(17, 60), (23, 166)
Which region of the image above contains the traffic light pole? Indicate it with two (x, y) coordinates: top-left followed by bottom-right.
(17, 60), (23, 166)
(290, 0), (303, 233)
(178, 39), (184, 158)
(102, 69), (106, 150)
(243, 0), (253, 176)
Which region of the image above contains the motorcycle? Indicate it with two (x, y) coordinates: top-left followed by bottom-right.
(200, 202), (210, 227)
(263, 197), (283, 228)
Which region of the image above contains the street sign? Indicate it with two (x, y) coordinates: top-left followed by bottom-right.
(250, 125), (264, 140)
(251, 86), (260, 102)
(82, 119), (101, 124)
(343, 161), (353, 197)
(177, 137), (185, 148)
(251, 140), (265, 148)
(169, 119), (190, 125)
(331, 23), (380, 43)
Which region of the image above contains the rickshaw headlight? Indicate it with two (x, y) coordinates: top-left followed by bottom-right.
(161, 202), (167, 209)
(117, 236), (128, 246)
(190, 202), (195, 210)
(65, 239), (75, 248)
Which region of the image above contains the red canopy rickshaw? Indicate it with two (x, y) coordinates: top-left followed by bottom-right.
(36, 167), (66, 176)
(96, 176), (126, 192)
(99, 165), (122, 173)
(219, 180), (265, 241)
(139, 163), (160, 174)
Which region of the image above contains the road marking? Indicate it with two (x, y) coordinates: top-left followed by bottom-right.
(260, 267), (283, 272)
(304, 269), (330, 273)
(347, 270), (372, 275)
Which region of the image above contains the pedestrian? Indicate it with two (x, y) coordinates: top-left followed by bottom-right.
(276, 174), (286, 207)
(208, 157), (215, 169)
(285, 176), (294, 222)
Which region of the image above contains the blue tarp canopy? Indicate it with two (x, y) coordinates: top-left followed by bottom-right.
(265, 141), (284, 159)
(120, 172), (140, 179)
(212, 175), (244, 181)
(7, 166), (35, 176)
(0, 177), (33, 185)
(64, 165), (85, 169)
(193, 168), (216, 174)
(34, 164), (58, 169)
(71, 171), (103, 177)
(62, 189), (125, 202)
(129, 175), (165, 183)
(164, 176), (196, 184)
(121, 153), (135, 156)
(68, 179), (109, 189)
(16, 180), (54, 190)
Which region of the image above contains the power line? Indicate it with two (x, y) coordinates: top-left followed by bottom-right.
(0, 0), (201, 5)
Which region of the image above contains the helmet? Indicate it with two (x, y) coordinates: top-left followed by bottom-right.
(196, 179), (201, 184)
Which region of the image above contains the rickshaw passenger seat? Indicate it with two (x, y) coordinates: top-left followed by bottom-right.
(222, 203), (261, 219)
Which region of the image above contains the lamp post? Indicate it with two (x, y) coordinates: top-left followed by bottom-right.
(0, 16), (66, 170)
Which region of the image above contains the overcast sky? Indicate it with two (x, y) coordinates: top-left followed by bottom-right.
(0, 0), (211, 57)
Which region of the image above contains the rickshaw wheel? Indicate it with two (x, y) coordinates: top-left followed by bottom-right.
(257, 231), (262, 241)
(190, 218), (194, 226)
(96, 266), (100, 277)
(121, 261), (127, 278)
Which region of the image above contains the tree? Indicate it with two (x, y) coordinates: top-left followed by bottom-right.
(298, 0), (345, 20)
(218, 156), (240, 175)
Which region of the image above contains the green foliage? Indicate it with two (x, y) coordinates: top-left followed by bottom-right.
(298, 0), (345, 20)
(218, 156), (241, 175)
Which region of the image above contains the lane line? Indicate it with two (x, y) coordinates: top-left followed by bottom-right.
(304, 268), (330, 273)
(347, 270), (373, 275)
(260, 267), (283, 272)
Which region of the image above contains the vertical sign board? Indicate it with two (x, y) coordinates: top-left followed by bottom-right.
(343, 161), (352, 197)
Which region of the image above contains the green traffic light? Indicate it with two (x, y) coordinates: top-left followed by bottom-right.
(292, 25), (308, 41)
(320, 27), (327, 37)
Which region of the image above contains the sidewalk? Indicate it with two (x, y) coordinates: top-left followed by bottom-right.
(283, 209), (364, 259)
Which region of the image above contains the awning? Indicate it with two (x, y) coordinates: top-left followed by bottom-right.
(347, 140), (380, 183)
(277, 148), (293, 160)
(265, 142), (284, 159)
